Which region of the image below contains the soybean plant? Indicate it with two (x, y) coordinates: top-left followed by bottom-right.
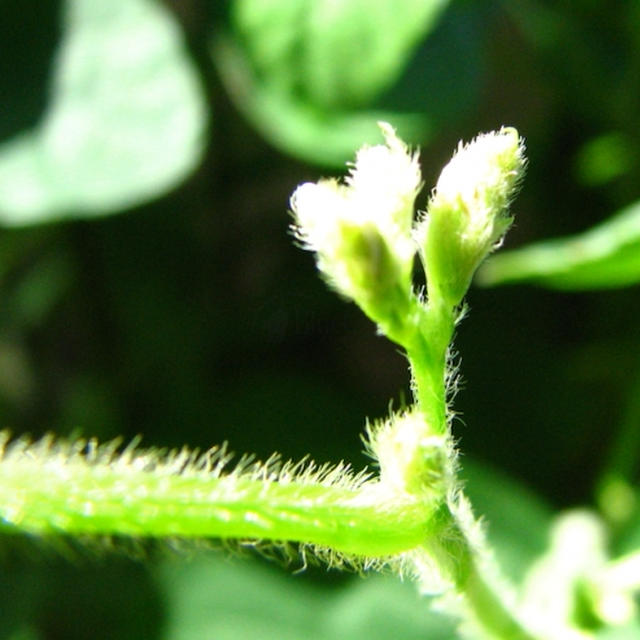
(2, 126), (583, 639)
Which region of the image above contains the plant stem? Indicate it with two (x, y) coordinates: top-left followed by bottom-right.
(461, 558), (539, 640)
(0, 440), (430, 558)
(406, 293), (538, 640)
(406, 295), (455, 435)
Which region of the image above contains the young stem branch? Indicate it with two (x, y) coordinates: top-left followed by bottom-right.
(406, 292), (539, 640)
(462, 561), (539, 640)
(0, 438), (427, 558)
(407, 295), (455, 435)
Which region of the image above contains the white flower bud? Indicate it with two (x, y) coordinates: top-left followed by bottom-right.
(290, 123), (421, 304)
(418, 127), (526, 306)
(369, 411), (454, 498)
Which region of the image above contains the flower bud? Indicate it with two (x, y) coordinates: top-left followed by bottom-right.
(369, 411), (454, 498)
(290, 123), (421, 323)
(418, 127), (526, 306)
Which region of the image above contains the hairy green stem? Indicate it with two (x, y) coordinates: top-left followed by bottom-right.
(406, 296), (455, 435)
(0, 447), (428, 557)
(462, 560), (538, 640)
(406, 293), (538, 640)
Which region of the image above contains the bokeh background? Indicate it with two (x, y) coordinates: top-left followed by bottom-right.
(2, 1), (640, 638)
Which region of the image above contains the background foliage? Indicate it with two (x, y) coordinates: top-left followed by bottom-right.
(1, 0), (639, 638)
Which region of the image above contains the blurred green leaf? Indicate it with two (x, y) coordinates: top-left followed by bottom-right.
(613, 485), (640, 556)
(477, 201), (640, 290)
(157, 556), (455, 640)
(574, 133), (634, 187)
(232, 0), (448, 109)
(213, 41), (428, 167)
(462, 459), (553, 584)
(215, 0), (452, 165)
(0, 0), (207, 226)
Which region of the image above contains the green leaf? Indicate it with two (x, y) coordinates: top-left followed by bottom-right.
(0, 0), (207, 226)
(214, 0), (451, 166)
(614, 487), (640, 556)
(462, 459), (553, 583)
(574, 133), (634, 187)
(157, 555), (456, 640)
(214, 36), (428, 166)
(477, 200), (640, 290)
(232, 0), (448, 109)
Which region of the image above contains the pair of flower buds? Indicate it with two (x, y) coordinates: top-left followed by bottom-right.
(290, 124), (526, 313)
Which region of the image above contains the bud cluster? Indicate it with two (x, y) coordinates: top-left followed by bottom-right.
(290, 124), (421, 308)
(290, 122), (526, 337)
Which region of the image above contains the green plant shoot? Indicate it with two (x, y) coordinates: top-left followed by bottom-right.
(0, 124), (569, 639)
